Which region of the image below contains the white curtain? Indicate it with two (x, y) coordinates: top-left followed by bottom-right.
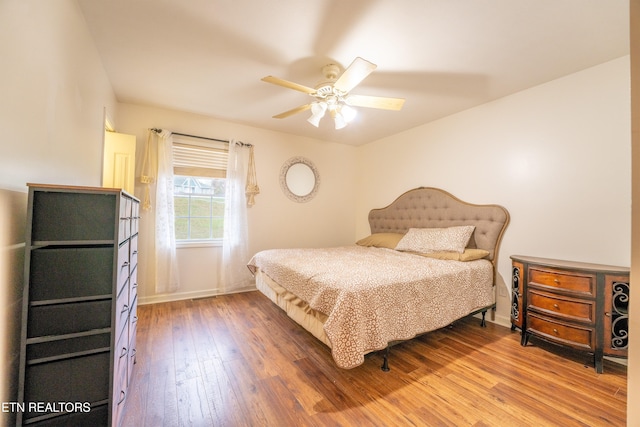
(153, 130), (180, 293)
(222, 140), (254, 293)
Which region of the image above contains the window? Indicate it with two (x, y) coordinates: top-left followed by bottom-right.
(171, 138), (228, 244)
(174, 176), (225, 240)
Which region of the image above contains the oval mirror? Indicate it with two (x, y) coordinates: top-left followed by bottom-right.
(280, 156), (320, 202)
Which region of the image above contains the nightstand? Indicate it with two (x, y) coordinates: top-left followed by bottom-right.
(510, 255), (629, 373)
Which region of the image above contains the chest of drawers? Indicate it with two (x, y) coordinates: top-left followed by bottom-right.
(510, 255), (629, 373)
(17, 184), (140, 426)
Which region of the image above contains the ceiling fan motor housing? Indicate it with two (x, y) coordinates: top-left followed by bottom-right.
(314, 64), (346, 103)
(321, 63), (340, 80)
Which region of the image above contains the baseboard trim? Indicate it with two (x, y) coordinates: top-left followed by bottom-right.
(138, 286), (257, 305)
(491, 313), (512, 328)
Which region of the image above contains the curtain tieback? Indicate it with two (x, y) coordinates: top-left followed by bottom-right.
(140, 130), (156, 211)
(245, 145), (260, 206)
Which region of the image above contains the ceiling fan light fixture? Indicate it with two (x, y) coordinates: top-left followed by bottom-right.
(340, 104), (357, 123)
(307, 101), (327, 127)
(333, 113), (347, 130)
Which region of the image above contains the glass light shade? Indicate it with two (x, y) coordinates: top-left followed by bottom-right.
(307, 102), (327, 127)
(341, 105), (357, 123)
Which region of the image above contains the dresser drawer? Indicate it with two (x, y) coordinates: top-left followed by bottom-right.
(23, 352), (110, 421)
(128, 295), (138, 339)
(28, 300), (111, 338)
(130, 234), (138, 270)
(527, 312), (595, 351)
(131, 200), (140, 236)
(127, 325), (137, 387)
(116, 240), (130, 296)
(30, 247), (114, 301)
(114, 325), (129, 374)
(118, 196), (132, 244)
(129, 265), (138, 305)
(115, 284), (130, 341)
(527, 289), (596, 324)
(529, 267), (595, 297)
(112, 345), (128, 427)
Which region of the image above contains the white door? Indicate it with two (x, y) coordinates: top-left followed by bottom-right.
(103, 131), (136, 194)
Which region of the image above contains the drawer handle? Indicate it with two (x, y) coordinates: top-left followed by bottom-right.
(121, 261), (129, 269)
(118, 390), (126, 405)
(553, 303), (559, 309)
(553, 328), (559, 334)
(132, 282), (138, 289)
(132, 250), (138, 255)
(553, 279), (560, 284)
(605, 312), (611, 317)
(120, 347), (128, 358)
(121, 304), (129, 314)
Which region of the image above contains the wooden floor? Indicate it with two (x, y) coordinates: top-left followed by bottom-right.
(122, 291), (627, 427)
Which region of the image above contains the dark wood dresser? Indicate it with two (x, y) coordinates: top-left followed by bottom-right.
(17, 184), (140, 426)
(510, 255), (629, 373)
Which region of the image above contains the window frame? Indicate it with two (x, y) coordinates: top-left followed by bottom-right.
(172, 136), (228, 248)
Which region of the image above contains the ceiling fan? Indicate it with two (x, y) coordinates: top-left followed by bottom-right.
(261, 57), (405, 130)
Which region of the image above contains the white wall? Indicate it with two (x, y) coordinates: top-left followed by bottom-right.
(356, 57), (631, 326)
(115, 103), (358, 303)
(0, 0), (117, 191)
(0, 0), (117, 423)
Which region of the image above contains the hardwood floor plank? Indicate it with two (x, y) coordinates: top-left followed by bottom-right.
(223, 357), (284, 426)
(144, 357), (180, 427)
(122, 291), (627, 426)
(199, 357), (247, 427)
(258, 375), (311, 426)
(148, 303), (176, 363)
(176, 376), (214, 427)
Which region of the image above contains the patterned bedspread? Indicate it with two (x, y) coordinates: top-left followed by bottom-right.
(247, 246), (494, 369)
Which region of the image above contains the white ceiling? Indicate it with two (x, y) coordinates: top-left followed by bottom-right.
(77, 0), (629, 146)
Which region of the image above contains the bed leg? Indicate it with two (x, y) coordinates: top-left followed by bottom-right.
(480, 310), (487, 327)
(381, 346), (390, 372)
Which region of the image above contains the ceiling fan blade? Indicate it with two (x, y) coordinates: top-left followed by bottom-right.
(333, 57), (377, 93)
(346, 94), (405, 110)
(261, 76), (317, 94)
(273, 104), (312, 119)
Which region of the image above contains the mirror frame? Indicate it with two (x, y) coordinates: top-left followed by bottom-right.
(279, 156), (320, 203)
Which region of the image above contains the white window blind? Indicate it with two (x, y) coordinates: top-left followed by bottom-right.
(172, 141), (228, 178)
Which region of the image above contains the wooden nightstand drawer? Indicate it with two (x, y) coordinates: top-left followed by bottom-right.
(527, 312), (595, 351)
(527, 289), (596, 324)
(529, 267), (595, 297)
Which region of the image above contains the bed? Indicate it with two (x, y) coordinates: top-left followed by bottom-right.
(247, 187), (510, 370)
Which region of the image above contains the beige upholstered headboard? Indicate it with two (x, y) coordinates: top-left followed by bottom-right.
(368, 187), (510, 262)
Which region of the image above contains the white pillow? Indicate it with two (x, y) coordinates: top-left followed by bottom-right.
(395, 226), (475, 254)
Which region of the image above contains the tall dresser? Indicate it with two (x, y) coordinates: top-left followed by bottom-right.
(510, 255), (629, 373)
(17, 184), (140, 426)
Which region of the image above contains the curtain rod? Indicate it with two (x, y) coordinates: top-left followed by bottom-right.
(149, 128), (252, 147)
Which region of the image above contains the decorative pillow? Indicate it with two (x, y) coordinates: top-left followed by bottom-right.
(356, 233), (405, 249)
(414, 248), (490, 261)
(395, 226), (475, 254)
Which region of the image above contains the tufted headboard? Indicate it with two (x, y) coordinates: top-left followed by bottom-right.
(368, 187), (510, 263)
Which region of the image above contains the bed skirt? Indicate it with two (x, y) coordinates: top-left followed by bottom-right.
(254, 268), (332, 348)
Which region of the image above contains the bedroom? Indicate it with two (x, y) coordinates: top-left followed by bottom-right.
(0, 0), (638, 425)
